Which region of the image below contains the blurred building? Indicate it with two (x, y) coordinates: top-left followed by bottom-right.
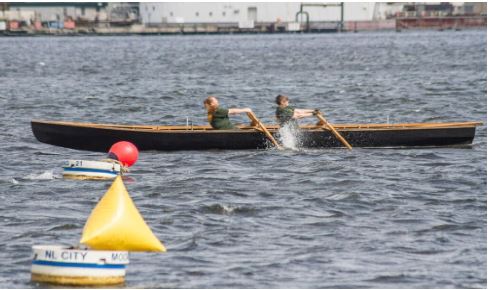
(0, 2), (485, 34)
(139, 3), (405, 25)
(396, 2), (486, 29)
(108, 3), (139, 24)
(0, 2), (139, 23)
(1, 2), (109, 22)
(399, 2), (486, 17)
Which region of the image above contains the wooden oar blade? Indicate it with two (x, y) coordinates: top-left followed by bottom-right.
(316, 112), (352, 150)
(247, 112), (283, 150)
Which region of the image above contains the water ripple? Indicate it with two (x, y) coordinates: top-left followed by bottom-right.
(0, 30), (485, 288)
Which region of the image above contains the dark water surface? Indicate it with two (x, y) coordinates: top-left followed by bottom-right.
(0, 30), (486, 288)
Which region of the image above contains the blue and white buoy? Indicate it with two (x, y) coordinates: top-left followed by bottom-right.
(31, 245), (129, 285)
(63, 160), (123, 180)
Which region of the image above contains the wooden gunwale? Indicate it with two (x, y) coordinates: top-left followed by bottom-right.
(32, 120), (482, 132)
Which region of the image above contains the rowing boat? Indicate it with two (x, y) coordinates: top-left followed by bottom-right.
(31, 120), (482, 151)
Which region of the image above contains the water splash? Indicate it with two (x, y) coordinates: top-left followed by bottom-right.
(24, 170), (55, 180)
(278, 124), (303, 150)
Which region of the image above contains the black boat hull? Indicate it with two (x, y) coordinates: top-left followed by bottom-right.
(31, 120), (478, 152)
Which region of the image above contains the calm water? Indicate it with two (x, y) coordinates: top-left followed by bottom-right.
(0, 30), (486, 288)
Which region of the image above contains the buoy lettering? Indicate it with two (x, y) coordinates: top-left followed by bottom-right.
(60, 251), (87, 261)
(44, 250), (56, 260)
(112, 252), (129, 262)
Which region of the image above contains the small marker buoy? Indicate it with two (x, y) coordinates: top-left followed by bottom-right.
(108, 141), (138, 167)
(62, 160), (122, 180)
(31, 245), (129, 286)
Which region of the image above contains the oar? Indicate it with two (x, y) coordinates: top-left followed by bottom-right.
(315, 111), (352, 150)
(247, 111), (283, 150)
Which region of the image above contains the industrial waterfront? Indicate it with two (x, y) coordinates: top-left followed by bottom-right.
(0, 2), (486, 36)
(0, 28), (486, 288)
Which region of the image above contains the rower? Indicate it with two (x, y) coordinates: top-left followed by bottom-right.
(275, 94), (318, 128)
(203, 96), (252, 129)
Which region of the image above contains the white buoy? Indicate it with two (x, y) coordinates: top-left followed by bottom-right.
(31, 245), (129, 285)
(62, 160), (123, 180)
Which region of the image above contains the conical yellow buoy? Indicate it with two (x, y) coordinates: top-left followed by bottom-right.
(80, 176), (166, 252)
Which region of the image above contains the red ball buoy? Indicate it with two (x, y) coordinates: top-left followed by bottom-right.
(108, 141), (139, 167)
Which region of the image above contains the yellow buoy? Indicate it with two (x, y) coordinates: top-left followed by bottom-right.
(80, 176), (166, 252)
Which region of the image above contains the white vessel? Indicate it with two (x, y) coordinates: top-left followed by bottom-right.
(62, 160), (123, 180)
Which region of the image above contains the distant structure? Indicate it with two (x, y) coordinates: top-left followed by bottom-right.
(396, 2), (487, 30)
(109, 2), (140, 24)
(139, 2), (403, 24)
(0, 2), (139, 29)
(2, 2), (110, 22)
(401, 2), (487, 17)
(139, 2), (406, 32)
(0, 2), (485, 35)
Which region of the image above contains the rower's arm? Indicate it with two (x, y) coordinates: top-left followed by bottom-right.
(229, 108), (252, 115)
(293, 109), (316, 119)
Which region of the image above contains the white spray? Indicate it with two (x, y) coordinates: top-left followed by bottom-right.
(278, 123), (303, 150)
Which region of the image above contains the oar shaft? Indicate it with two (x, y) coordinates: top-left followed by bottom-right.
(247, 112), (283, 150)
(316, 113), (352, 150)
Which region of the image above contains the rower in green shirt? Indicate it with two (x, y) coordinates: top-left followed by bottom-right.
(275, 94), (317, 127)
(203, 96), (252, 129)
